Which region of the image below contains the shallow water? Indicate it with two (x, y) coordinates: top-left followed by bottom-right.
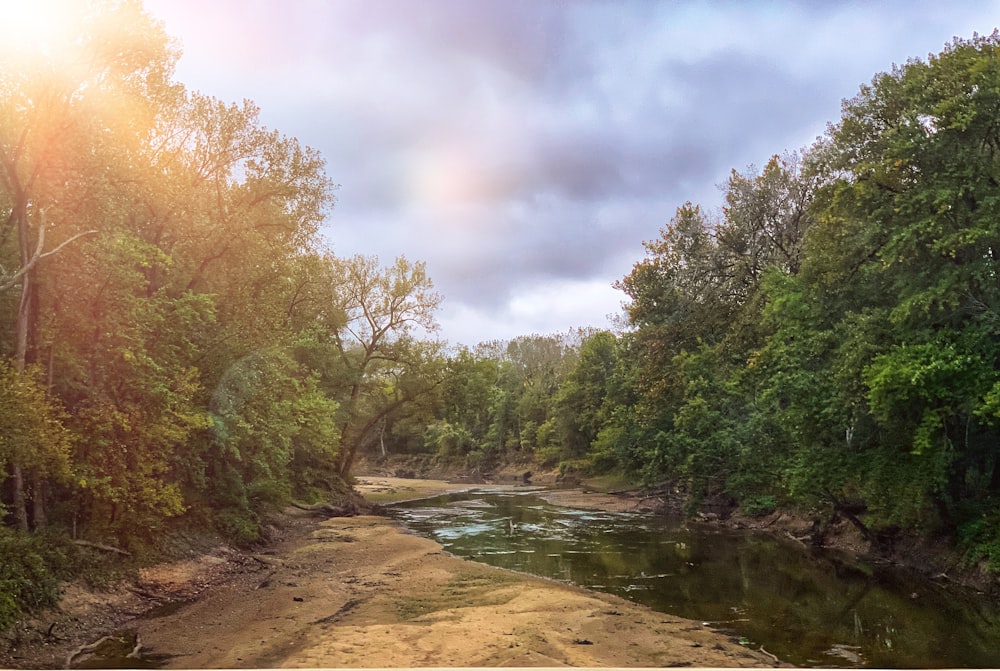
(391, 490), (1000, 668)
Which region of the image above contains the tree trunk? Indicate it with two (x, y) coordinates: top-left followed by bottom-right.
(9, 203), (33, 529)
(13, 203), (34, 368)
(31, 472), (47, 528)
(335, 431), (359, 478)
(11, 464), (28, 531)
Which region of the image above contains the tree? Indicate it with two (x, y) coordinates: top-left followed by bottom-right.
(0, 362), (72, 530)
(0, 0), (178, 529)
(0, 1), (349, 544)
(618, 203), (731, 345)
(207, 348), (339, 523)
(553, 331), (617, 461)
(794, 32), (1000, 531)
(328, 255), (442, 476)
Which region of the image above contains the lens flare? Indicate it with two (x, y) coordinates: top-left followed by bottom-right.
(0, 0), (79, 60)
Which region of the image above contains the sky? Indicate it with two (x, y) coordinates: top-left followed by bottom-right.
(139, 0), (1000, 348)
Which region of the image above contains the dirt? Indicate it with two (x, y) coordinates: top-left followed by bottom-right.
(1, 477), (785, 668)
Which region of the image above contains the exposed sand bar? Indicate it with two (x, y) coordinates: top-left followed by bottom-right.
(129, 478), (781, 668)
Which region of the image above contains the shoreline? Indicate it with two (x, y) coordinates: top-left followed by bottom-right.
(3, 477), (783, 669)
(135, 513), (781, 668)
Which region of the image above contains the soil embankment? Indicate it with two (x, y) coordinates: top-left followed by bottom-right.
(3, 478), (783, 668)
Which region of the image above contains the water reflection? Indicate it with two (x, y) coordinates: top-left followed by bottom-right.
(391, 491), (1000, 668)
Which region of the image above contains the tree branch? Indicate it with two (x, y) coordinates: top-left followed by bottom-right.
(0, 222), (98, 292)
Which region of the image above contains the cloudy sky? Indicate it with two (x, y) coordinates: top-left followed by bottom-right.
(141, 0), (999, 347)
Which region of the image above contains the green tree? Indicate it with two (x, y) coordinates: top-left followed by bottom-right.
(611, 155), (819, 492)
(728, 34), (1000, 547)
(328, 255), (442, 476)
(0, 0), (178, 530)
(0, 361), (73, 529)
(553, 331), (617, 462)
(206, 348), (339, 533)
(0, 0), (347, 546)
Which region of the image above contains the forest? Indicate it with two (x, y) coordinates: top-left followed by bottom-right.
(3, 2), (1000, 629)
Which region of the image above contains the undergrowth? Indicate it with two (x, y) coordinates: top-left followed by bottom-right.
(0, 527), (78, 630)
(959, 507), (1000, 573)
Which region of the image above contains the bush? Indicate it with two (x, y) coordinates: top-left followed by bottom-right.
(958, 507), (1000, 573)
(0, 528), (73, 630)
(214, 509), (260, 546)
(740, 494), (778, 517)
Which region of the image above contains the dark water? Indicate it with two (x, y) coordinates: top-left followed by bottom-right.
(390, 490), (1000, 668)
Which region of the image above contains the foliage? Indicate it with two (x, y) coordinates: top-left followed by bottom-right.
(206, 348), (340, 516)
(553, 331), (616, 462)
(0, 0), (348, 578)
(958, 505), (1000, 572)
(326, 254), (444, 476)
(0, 361), (74, 488)
(741, 495), (779, 518)
(213, 508), (263, 547)
(0, 527), (77, 630)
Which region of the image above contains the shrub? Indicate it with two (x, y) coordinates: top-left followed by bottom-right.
(214, 509), (260, 546)
(958, 508), (1000, 573)
(741, 494), (778, 517)
(0, 528), (72, 630)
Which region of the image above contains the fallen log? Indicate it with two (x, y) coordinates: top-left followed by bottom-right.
(65, 632), (140, 669)
(290, 501), (357, 517)
(73, 539), (132, 556)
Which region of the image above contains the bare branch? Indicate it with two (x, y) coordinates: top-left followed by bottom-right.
(37, 228), (99, 261)
(0, 212), (98, 292)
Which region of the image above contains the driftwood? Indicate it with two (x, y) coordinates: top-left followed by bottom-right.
(126, 586), (166, 601)
(65, 632), (141, 669)
(73, 539), (132, 556)
(66, 635), (114, 668)
(290, 501), (357, 517)
(608, 487), (642, 496)
(759, 645), (781, 665)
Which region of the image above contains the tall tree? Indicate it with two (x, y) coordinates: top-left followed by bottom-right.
(0, 0), (177, 529)
(328, 255), (442, 476)
(553, 331), (617, 461)
(788, 32), (1000, 529)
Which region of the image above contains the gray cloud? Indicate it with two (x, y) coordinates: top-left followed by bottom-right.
(146, 0), (1000, 344)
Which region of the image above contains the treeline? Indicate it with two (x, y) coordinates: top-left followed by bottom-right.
(0, 1), (447, 625)
(377, 34), (1000, 573)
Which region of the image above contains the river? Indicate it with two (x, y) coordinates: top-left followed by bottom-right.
(390, 489), (1000, 668)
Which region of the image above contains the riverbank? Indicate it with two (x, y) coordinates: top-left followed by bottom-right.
(1, 478), (783, 668)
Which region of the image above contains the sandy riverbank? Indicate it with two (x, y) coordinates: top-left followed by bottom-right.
(5, 478), (784, 668)
(353, 475), (652, 512)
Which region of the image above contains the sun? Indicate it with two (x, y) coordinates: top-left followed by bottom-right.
(0, 0), (79, 60)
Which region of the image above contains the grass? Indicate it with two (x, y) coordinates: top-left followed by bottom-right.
(581, 472), (633, 494)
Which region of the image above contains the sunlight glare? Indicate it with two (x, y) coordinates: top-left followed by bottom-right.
(0, 0), (78, 60)
(410, 143), (484, 208)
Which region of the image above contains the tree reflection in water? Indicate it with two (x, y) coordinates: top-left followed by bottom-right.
(392, 491), (1000, 668)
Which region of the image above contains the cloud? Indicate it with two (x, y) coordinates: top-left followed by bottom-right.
(144, 0), (1000, 345)
(438, 277), (625, 347)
